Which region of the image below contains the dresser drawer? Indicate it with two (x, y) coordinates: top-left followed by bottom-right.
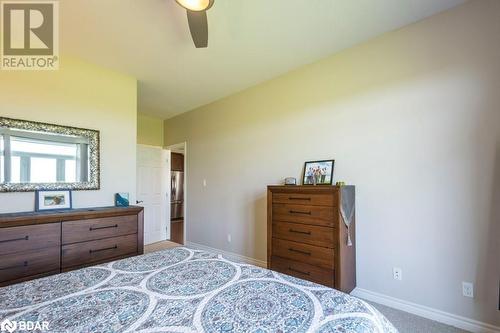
(272, 204), (336, 227)
(272, 238), (334, 269)
(0, 247), (60, 284)
(62, 234), (137, 269)
(273, 221), (335, 248)
(0, 223), (60, 256)
(271, 256), (334, 287)
(273, 193), (334, 206)
(62, 215), (138, 245)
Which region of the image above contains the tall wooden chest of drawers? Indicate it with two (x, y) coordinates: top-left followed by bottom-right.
(267, 186), (356, 293)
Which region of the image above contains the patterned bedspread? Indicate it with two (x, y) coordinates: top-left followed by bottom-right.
(0, 247), (397, 333)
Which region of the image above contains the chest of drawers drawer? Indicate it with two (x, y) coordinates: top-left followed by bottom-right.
(271, 256), (334, 287)
(272, 203), (336, 227)
(272, 221), (335, 248)
(62, 234), (138, 269)
(272, 193), (335, 206)
(62, 215), (138, 245)
(0, 223), (60, 256)
(272, 238), (334, 269)
(0, 247), (60, 284)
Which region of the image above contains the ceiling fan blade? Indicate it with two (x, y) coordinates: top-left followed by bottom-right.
(186, 10), (208, 48)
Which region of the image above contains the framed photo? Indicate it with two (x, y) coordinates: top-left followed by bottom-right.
(35, 190), (72, 211)
(302, 160), (335, 185)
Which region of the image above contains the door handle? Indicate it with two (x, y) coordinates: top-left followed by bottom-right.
(289, 210), (312, 215)
(289, 229), (311, 235)
(288, 267), (311, 276)
(89, 245), (118, 254)
(288, 248), (311, 256)
(0, 261), (28, 271)
(0, 236), (29, 244)
(136, 200), (143, 204)
(89, 224), (118, 231)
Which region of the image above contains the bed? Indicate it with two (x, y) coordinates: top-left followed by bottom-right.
(0, 247), (397, 332)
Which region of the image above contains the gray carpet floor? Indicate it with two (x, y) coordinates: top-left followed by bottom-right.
(368, 301), (470, 333)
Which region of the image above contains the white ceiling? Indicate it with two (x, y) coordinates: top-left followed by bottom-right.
(60, 0), (466, 119)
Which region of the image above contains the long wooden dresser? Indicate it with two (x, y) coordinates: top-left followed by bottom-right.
(0, 206), (144, 286)
(267, 185), (356, 293)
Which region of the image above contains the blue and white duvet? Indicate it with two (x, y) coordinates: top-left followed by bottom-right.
(0, 247), (397, 332)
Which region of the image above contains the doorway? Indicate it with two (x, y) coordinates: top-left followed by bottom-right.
(136, 144), (170, 245)
(166, 142), (186, 245)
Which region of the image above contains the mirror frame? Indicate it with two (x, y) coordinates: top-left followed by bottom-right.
(0, 117), (100, 192)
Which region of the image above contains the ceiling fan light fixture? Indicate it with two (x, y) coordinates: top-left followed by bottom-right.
(175, 0), (213, 12)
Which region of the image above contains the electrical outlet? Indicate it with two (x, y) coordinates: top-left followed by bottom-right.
(227, 234), (231, 243)
(462, 282), (474, 298)
(393, 267), (402, 281)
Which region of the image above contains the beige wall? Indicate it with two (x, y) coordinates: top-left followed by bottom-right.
(0, 57), (137, 212)
(137, 112), (164, 146)
(165, 0), (500, 327)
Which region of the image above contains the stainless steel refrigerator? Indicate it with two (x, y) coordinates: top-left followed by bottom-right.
(171, 171), (184, 220)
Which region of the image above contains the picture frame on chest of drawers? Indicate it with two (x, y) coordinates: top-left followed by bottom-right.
(35, 189), (73, 211)
(302, 159), (335, 186)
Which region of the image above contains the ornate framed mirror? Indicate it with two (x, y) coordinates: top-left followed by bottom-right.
(0, 117), (100, 192)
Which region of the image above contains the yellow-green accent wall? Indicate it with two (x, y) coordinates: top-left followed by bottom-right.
(0, 56), (138, 213)
(137, 112), (164, 147)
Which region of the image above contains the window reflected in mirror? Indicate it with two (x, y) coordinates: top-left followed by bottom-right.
(0, 117), (99, 192)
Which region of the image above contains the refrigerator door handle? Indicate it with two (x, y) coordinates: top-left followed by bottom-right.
(171, 175), (176, 198)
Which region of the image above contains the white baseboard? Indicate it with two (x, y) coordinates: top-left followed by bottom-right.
(351, 288), (500, 333)
(185, 241), (267, 268)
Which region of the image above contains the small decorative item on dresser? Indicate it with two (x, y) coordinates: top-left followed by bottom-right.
(284, 177), (297, 185)
(115, 193), (130, 207)
(35, 190), (72, 211)
(302, 160), (334, 185)
(336, 181), (346, 186)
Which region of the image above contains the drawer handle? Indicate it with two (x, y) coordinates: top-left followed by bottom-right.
(0, 261), (28, 271)
(89, 245), (118, 254)
(288, 267), (311, 276)
(0, 235), (29, 244)
(288, 197), (311, 201)
(289, 210), (312, 215)
(288, 248), (311, 256)
(89, 224), (118, 231)
(289, 229), (311, 235)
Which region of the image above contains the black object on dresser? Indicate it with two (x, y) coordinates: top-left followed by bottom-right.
(267, 185), (356, 293)
(0, 206), (144, 286)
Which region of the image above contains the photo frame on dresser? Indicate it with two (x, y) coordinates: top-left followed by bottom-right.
(302, 159), (335, 185)
(35, 190), (73, 211)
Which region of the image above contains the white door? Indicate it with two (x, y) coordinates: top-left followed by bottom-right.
(136, 145), (170, 245)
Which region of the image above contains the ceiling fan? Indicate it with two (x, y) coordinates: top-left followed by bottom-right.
(175, 0), (214, 48)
